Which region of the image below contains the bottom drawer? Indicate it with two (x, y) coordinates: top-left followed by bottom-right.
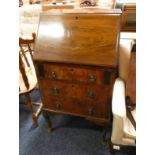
(41, 94), (110, 120)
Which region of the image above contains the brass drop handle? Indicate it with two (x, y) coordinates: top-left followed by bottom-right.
(52, 87), (59, 95)
(87, 90), (95, 98)
(88, 75), (96, 83)
(88, 107), (94, 116)
(51, 71), (57, 79)
(55, 101), (61, 110)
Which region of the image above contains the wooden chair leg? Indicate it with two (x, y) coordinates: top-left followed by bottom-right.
(42, 109), (53, 132)
(25, 93), (38, 128)
(32, 114), (38, 128)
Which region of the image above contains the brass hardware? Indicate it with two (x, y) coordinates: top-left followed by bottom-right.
(88, 75), (96, 83)
(87, 90), (95, 98)
(55, 101), (61, 110)
(88, 107), (94, 116)
(52, 87), (59, 95)
(51, 71), (57, 79)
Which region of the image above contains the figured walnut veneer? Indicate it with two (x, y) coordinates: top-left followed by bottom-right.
(34, 9), (121, 129)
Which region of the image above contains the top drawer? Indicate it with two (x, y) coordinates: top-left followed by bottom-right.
(36, 62), (116, 86)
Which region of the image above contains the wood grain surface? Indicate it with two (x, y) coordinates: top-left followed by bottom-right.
(34, 10), (121, 67)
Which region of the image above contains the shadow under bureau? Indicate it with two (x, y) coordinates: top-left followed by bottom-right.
(34, 9), (121, 131)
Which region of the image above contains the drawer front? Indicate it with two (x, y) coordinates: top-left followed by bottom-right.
(37, 62), (116, 86)
(41, 94), (110, 119)
(36, 62), (116, 120)
(39, 79), (113, 102)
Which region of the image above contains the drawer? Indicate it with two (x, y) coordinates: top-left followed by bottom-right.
(41, 94), (110, 119)
(37, 62), (116, 86)
(39, 79), (113, 102)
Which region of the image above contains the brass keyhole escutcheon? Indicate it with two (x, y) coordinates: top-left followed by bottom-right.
(52, 87), (59, 95)
(87, 90), (95, 98)
(88, 75), (96, 83)
(88, 107), (94, 116)
(55, 101), (61, 110)
(51, 71), (57, 79)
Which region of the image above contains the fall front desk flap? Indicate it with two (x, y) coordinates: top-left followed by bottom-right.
(34, 9), (121, 67)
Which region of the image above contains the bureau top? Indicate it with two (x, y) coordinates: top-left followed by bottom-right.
(41, 8), (122, 14)
(34, 9), (121, 67)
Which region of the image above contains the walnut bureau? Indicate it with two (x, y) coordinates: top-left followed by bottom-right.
(34, 9), (121, 131)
